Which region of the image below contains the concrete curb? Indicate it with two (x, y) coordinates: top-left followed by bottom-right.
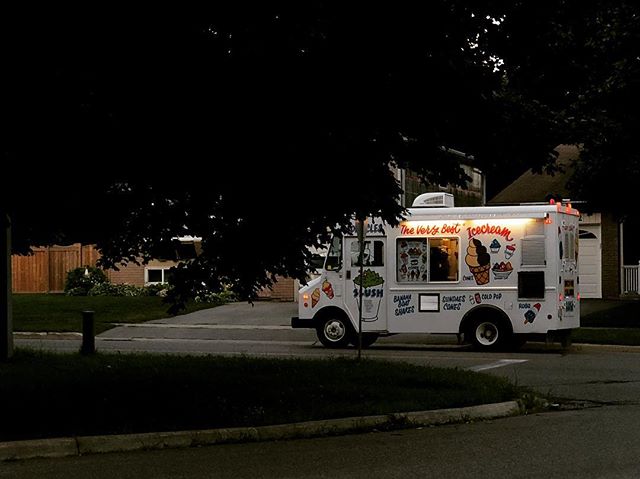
(572, 343), (640, 353)
(14, 332), (83, 340)
(0, 401), (521, 462)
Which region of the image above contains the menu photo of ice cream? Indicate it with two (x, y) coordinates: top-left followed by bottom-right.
(397, 239), (427, 282)
(465, 239), (491, 285)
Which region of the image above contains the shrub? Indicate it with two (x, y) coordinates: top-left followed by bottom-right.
(88, 283), (144, 297)
(194, 289), (238, 304)
(87, 282), (171, 297)
(143, 283), (170, 297)
(65, 267), (108, 296)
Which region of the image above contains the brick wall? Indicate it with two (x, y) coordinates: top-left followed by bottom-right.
(257, 276), (296, 301)
(107, 262), (146, 287)
(601, 213), (620, 298)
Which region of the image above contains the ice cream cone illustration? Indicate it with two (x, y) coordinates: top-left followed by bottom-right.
(322, 280), (334, 299)
(465, 239), (491, 285)
(353, 269), (385, 321)
(311, 288), (321, 308)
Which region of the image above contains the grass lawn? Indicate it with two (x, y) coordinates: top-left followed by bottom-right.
(581, 301), (640, 328)
(0, 350), (522, 442)
(573, 327), (640, 346)
(12, 294), (219, 334)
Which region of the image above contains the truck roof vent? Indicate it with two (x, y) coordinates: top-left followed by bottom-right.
(411, 192), (455, 208)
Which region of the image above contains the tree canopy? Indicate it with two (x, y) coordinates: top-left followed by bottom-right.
(3, 1), (638, 305)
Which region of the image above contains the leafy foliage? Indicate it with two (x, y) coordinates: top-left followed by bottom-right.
(4, 2), (639, 307)
(64, 267), (108, 296)
(486, 0), (640, 214)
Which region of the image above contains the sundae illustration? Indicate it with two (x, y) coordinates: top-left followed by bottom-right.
(322, 280), (334, 299)
(490, 239), (501, 253)
(492, 261), (513, 279)
(353, 269), (385, 321)
(311, 288), (321, 308)
(465, 239), (491, 285)
(504, 244), (516, 259)
(524, 303), (541, 324)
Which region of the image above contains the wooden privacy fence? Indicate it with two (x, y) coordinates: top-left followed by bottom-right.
(12, 244), (99, 293)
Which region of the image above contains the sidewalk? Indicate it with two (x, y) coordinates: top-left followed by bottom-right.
(0, 401), (522, 462)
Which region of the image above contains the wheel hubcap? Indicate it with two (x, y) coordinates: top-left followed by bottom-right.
(324, 320), (346, 342)
(475, 322), (499, 346)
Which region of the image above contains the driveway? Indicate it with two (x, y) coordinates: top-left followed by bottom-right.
(96, 300), (460, 348)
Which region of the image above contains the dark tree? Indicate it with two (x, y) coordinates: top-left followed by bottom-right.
(485, 0), (640, 212)
(2, 2), (637, 358)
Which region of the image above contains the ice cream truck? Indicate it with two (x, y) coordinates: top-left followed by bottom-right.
(291, 192), (580, 350)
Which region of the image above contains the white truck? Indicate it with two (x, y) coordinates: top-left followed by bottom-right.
(292, 193), (580, 350)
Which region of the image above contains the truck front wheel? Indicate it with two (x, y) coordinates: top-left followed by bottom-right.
(316, 314), (352, 348)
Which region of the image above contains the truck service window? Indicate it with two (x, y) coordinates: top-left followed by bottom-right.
(351, 240), (384, 267)
(397, 238), (459, 282)
(324, 236), (342, 271)
(430, 238), (459, 282)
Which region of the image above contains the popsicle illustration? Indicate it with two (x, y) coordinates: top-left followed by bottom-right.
(524, 303), (541, 324)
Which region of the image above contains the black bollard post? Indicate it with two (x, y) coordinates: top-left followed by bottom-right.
(81, 310), (95, 355)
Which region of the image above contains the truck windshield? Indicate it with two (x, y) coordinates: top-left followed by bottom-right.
(324, 235), (342, 271)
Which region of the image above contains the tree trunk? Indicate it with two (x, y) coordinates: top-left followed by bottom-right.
(1, 213), (13, 360)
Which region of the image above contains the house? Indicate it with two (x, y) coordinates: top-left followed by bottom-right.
(488, 144), (627, 299)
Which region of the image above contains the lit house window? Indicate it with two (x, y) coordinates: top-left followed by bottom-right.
(145, 267), (172, 284)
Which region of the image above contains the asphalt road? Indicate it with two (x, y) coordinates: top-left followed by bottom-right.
(10, 301), (640, 478)
(16, 301), (640, 404)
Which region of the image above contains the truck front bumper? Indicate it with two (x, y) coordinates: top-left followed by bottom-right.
(291, 316), (315, 329)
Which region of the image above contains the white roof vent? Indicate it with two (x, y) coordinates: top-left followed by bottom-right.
(411, 192), (455, 208)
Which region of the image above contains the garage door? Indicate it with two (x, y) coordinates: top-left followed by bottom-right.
(579, 226), (601, 298)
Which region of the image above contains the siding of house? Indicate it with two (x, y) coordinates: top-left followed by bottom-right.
(258, 276), (296, 301)
(107, 262), (146, 287)
(601, 213), (620, 298)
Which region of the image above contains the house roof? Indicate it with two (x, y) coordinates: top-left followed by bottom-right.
(488, 145), (579, 205)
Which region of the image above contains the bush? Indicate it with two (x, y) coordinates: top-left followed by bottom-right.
(64, 267), (108, 296)
(194, 289), (237, 304)
(88, 283), (144, 297)
(143, 283), (170, 297)
(87, 282), (171, 297)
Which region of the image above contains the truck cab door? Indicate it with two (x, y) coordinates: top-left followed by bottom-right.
(344, 237), (387, 332)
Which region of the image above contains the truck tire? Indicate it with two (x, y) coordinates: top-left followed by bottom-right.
(316, 313), (353, 348)
(469, 316), (511, 351)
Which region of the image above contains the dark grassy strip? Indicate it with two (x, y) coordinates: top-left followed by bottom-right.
(0, 350), (520, 442)
(580, 300), (640, 328)
(12, 294), (218, 333)
(572, 327), (640, 346)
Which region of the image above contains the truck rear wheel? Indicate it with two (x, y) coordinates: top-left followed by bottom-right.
(469, 316), (511, 351)
(316, 313), (352, 348)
